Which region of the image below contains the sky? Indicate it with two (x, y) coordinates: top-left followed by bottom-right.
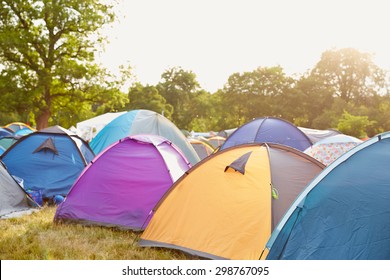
(97, 0), (390, 92)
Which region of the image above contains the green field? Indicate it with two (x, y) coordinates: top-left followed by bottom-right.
(0, 206), (196, 260)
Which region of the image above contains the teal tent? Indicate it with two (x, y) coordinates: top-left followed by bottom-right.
(90, 109), (200, 165)
(265, 132), (390, 260)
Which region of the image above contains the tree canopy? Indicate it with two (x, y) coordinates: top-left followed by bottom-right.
(126, 83), (173, 119)
(0, 0), (124, 129)
(310, 48), (387, 104)
(1, 1), (390, 141)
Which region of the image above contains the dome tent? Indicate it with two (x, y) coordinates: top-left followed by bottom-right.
(298, 127), (341, 144)
(90, 109), (200, 165)
(54, 135), (191, 231)
(207, 136), (226, 149)
(1, 126), (95, 199)
(0, 127), (14, 138)
(189, 138), (214, 160)
(75, 111), (127, 142)
(5, 122), (35, 133)
(139, 143), (324, 260)
(220, 117), (312, 152)
(265, 132), (390, 260)
(304, 134), (363, 166)
(0, 135), (21, 151)
(0, 160), (39, 219)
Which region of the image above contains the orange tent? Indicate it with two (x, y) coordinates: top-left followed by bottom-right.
(140, 143), (324, 259)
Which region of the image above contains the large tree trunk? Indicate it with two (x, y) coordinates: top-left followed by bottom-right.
(35, 109), (51, 130)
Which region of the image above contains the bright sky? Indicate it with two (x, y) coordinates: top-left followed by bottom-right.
(97, 0), (390, 92)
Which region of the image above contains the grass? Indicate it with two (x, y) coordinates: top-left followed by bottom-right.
(0, 206), (197, 260)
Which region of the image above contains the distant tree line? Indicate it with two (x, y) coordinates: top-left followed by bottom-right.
(1, 2), (389, 138)
(124, 48), (390, 138)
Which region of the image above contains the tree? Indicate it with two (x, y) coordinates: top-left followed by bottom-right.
(0, 0), (116, 129)
(337, 111), (375, 138)
(287, 74), (334, 127)
(219, 66), (295, 126)
(366, 95), (390, 135)
(310, 48), (386, 104)
(127, 83), (173, 119)
(157, 66), (203, 129)
(185, 90), (215, 131)
(311, 98), (351, 129)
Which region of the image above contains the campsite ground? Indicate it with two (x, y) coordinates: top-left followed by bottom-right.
(0, 207), (196, 260)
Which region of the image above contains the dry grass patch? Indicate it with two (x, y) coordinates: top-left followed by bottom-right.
(0, 206), (196, 260)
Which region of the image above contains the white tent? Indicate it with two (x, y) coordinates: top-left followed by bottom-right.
(0, 161), (39, 219)
(298, 127), (340, 143)
(75, 112), (126, 142)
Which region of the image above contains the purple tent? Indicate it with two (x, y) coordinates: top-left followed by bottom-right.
(54, 134), (191, 231)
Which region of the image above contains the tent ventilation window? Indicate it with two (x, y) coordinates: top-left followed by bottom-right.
(33, 137), (59, 155)
(224, 151), (252, 175)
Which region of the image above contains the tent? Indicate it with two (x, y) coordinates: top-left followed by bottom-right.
(1, 126), (95, 199)
(217, 128), (237, 138)
(0, 135), (21, 150)
(220, 117), (312, 152)
(139, 143), (324, 259)
(5, 122), (35, 133)
(54, 135), (191, 231)
(0, 160), (39, 219)
(0, 146), (5, 156)
(90, 109), (200, 165)
(189, 139), (214, 160)
(75, 111), (127, 142)
(0, 127), (14, 138)
(265, 132), (390, 260)
(304, 134), (363, 166)
(208, 136), (226, 149)
(298, 127), (341, 143)
(14, 127), (34, 136)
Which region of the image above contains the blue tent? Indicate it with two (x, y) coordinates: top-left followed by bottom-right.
(14, 127), (34, 136)
(0, 127), (13, 138)
(1, 126), (95, 199)
(220, 117), (312, 152)
(265, 132), (390, 260)
(0, 135), (21, 151)
(90, 109), (200, 165)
